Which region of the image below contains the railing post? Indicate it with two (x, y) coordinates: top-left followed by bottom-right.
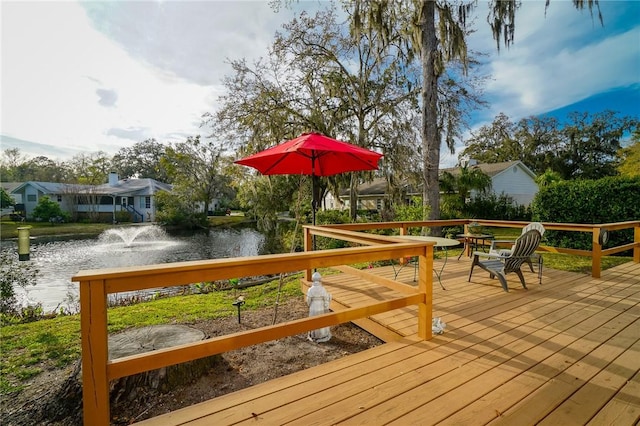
(80, 279), (109, 426)
(635, 223), (640, 264)
(304, 226), (313, 282)
(399, 224), (409, 264)
(417, 245), (434, 340)
(592, 227), (602, 278)
(462, 222), (471, 257)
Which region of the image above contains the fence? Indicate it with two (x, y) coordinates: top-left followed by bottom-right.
(309, 219), (640, 278)
(73, 237), (435, 425)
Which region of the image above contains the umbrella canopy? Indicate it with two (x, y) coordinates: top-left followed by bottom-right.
(234, 132), (383, 225)
(234, 132), (383, 177)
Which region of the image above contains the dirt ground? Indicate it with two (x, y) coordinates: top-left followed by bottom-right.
(1, 297), (383, 425)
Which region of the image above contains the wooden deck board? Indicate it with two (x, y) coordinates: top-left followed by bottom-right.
(152, 341), (415, 425)
(137, 260), (640, 426)
(587, 369), (640, 425)
(436, 306), (640, 425)
(317, 283), (640, 425)
(537, 337), (640, 425)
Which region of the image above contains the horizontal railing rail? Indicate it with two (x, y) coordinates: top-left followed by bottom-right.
(73, 239), (435, 426)
(308, 219), (640, 278)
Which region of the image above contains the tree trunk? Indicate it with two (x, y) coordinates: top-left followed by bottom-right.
(349, 173), (358, 221)
(108, 325), (220, 404)
(8, 325), (218, 426)
(420, 0), (442, 235)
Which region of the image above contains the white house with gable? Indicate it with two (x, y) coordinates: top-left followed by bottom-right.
(9, 173), (172, 222)
(441, 160), (539, 206)
(330, 160), (539, 211)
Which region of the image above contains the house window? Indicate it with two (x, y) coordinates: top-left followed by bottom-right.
(57, 195), (62, 202)
(27, 194), (37, 202)
(140, 197), (151, 209)
(376, 199), (382, 211)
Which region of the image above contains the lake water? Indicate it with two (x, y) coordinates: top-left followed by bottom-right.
(1, 225), (267, 312)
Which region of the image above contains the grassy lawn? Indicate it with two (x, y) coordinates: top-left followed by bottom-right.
(0, 221), (114, 239)
(541, 252), (630, 274)
(435, 248), (629, 273)
(0, 213), (249, 240)
(482, 226), (631, 273)
(207, 212), (248, 227)
(0, 273), (303, 395)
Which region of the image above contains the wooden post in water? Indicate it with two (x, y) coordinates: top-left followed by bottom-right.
(17, 226), (31, 261)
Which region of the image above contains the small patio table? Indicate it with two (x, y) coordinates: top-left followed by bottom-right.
(457, 233), (494, 260)
(394, 236), (460, 290)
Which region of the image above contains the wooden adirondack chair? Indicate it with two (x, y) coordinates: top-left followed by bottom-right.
(489, 222), (545, 283)
(468, 229), (542, 292)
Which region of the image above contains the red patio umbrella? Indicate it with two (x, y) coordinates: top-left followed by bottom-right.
(234, 132), (383, 225)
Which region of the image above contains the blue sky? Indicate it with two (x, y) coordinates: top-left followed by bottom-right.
(1, 1), (638, 167)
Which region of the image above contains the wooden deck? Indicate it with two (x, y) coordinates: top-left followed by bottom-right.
(138, 257), (640, 425)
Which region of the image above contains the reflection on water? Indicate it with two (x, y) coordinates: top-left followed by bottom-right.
(1, 226), (266, 311)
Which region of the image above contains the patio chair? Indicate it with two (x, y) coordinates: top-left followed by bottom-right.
(468, 229), (542, 292)
(489, 222), (545, 284)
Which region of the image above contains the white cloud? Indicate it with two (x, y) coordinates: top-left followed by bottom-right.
(81, 1), (290, 86)
(1, 2), (215, 158)
(440, 1), (640, 167)
(485, 26), (638, 119)
(1, 1), (328, 160)
(1, 0), (637, 167)
(468, 1), (639, 121)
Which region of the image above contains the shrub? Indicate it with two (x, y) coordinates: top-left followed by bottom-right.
(0, 250), (40, 324)
(531, 176), (640, 250)
(115, 210), (132, 223)
(155, 191), (208, 228)
(464, 193), (531, 221)
(316, 209), (350, 225)
(1, 188), (14, 208)
(393, 196), (428, 222)
(31, 196), (70, 223)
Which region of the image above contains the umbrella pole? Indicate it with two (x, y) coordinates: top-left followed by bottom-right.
(311, 158), (317, 251)
(312, 203), (316, 227)
(311, 181), (316, 251)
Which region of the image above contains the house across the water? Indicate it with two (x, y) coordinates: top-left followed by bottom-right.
(4, 172), (171, 223)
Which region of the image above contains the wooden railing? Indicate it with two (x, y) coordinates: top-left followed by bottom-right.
(309, 219), (640, 278)
(464, 220), (640, 278)
(72, 238), (435, 426)
(73, 219), (638, 425)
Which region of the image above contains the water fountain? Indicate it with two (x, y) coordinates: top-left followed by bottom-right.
(97, 225), (172, 249)
(0, 224), (267, 422)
